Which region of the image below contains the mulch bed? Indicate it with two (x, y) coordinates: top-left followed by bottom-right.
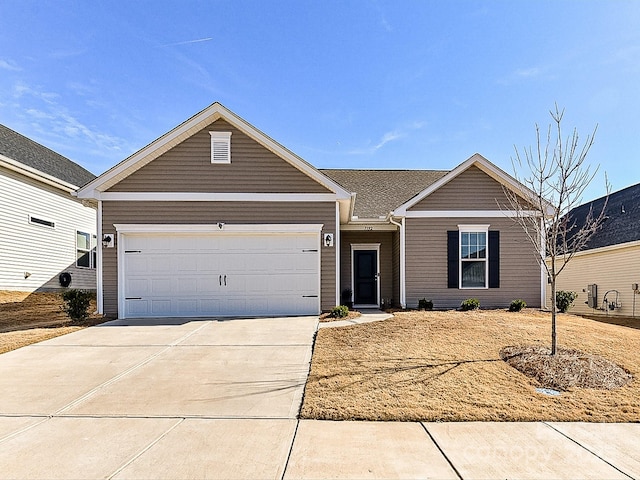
(500, 345), (633, 391)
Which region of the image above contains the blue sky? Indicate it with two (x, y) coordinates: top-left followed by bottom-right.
(1, 1), (638, 202)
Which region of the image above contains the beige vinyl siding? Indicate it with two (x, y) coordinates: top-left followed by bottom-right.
(108, 120), (330, 194)
(548, 242), (640, 316)
(101, 201), (336, 317)
(340, 231), (395, 305)
(0, 166), (97, 291)
(405, 216), (540, 309)
(410, 165), (513, 211)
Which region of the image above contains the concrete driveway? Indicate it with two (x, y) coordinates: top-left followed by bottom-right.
(1, 316), (639, 479)
(0, 316), (317, 479)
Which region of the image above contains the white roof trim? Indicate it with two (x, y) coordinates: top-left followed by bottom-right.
(76, 102), (351, 201)
(393, 153), (550, 216)
(0, 154), (78, 192)
(95, 192), (337, 202)
(113, 223), (324, 234)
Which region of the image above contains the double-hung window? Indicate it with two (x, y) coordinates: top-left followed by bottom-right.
(76, 231), (97, 269)
(459, 225), (489, 288)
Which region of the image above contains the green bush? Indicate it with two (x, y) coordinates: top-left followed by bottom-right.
(329, 305), (350, 318)
(555, 290), (578, 313)
(61, 289), (93, 322)
(417, 298), (433, 310)
(460, 298), (480, 311)
(509, 299), (527, 312)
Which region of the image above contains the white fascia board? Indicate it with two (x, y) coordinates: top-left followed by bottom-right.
(340, 224), (398, 231)
(113, 223), (324, 234)
(404, 210), (541, 218)
(95, 192), (337, 202)
(0, 155), (78, 192)
(547, 239), (640, 259)
(77, 102), (352, 201)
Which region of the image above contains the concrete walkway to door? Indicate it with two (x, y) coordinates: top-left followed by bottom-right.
(0, 316), (638, 479)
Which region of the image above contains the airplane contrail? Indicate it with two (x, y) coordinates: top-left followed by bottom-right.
(162, 37), (213, 47)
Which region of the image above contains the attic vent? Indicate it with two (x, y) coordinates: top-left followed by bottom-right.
(29, 215), (55, 228)
(209, 131), (232, 164)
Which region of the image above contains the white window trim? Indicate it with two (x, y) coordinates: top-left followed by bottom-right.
(76, 230), (97, 269)
(458, 224), (489, 290)
(210, 131), (232, 164)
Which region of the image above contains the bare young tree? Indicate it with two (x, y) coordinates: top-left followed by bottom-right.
(504, 105), (609, 355)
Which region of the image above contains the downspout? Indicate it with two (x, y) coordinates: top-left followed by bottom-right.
(97, 200), (103, 315)
(388, 214), (406, 309)
(335, 201), (341, 307)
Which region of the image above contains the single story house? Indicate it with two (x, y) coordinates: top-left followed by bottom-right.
(0, 124), (97, 291)
(76, 103), (545, 319)
(551, 182), (640, 317)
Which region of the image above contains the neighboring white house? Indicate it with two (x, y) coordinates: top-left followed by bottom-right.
(551, 182), (640, 317)
(0, 124), (97, 291)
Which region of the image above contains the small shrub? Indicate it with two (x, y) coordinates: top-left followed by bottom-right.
(61, 289), (93, 322)
(417, 298), (433, 310)
(330, 305), (350, 318)
(460, 298), (480, 311)
(556, 290), (578, 313)
(509, 299), (527, 312)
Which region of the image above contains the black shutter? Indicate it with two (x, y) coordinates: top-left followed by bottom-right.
(447, 231), (459, 288)
(489, 230), (500, 288)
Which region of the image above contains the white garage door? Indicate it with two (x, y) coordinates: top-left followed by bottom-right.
(120, 230), (320, 318)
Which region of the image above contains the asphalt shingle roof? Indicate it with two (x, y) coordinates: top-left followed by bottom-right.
(569, 182), (640, 250)
(0, 124), (95, 187)
(321, 169), (449, 219)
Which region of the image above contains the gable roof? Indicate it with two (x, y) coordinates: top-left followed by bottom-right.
(569, 182), (640, 250)
(76, 102), (351, 201)
(392, 153), (550, 216)
(321, 169), (448, 219)
(0, 124), (95, 189)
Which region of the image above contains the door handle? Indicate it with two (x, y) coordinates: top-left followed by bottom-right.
(219, 275), (222, 286)
(224, 275), (227, 286)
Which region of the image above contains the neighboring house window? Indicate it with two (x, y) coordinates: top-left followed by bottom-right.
(76, 231), (97, 269)
(29, 215), (55, 228)
(448, 226), (500, 289)
(209, 131), (232, 164)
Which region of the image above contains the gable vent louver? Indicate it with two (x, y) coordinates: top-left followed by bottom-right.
(209, 131), (232, 164)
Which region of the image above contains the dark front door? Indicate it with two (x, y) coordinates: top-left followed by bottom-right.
(354, 250), (377, 305)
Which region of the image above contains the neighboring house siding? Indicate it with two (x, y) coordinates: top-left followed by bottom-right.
(108, 120), (331, 194)
(340, 231), (395, 305)
(101, 201), (336, 317)
(410, 166), (512, 210)
(405, 217), (540, 309)
(0, 166), (96, 291)
(549, 242), (640, 316)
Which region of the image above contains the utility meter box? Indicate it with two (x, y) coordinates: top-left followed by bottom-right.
(587, 284), (597, 308)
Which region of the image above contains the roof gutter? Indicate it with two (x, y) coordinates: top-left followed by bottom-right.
(0, 154), (79, 193)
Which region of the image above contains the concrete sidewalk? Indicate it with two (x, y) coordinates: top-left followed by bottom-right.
(0, 316), (638, 479)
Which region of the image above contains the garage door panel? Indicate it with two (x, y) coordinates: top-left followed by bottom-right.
(151, 300), (172, 316)
(122, 232), (320, 318)
(126, 255), (148, 274)
(125, 278), (149, 297)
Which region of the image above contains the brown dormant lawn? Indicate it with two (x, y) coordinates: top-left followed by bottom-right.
(300, 309), (640, 422)
(0, 291), (104, 355)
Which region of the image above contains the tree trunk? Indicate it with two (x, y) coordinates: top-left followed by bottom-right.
(551, 278), (557, 355)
